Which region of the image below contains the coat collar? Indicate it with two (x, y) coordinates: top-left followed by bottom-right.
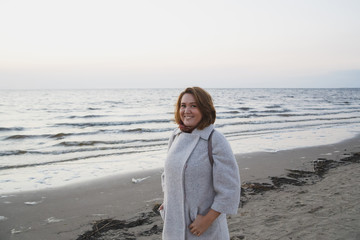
(174, 124), (214, 140)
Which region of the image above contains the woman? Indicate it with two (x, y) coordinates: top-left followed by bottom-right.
(160, 87), (241, 239)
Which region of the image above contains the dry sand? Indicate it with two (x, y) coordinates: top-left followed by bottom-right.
(230, 161), (360, 240)
(1, 136), (360, 240)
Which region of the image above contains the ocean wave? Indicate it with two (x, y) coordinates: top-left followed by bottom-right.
(0, 127), (24, 132)
(239, 107), (252, 111)
(223, 120), (359, 138)
(0, 150), (28, 156)
(54, 119), (170, 128)
(277, 109), (360, 117)
(0, 147), (163, 171)
(221, 110), (241, 114)
(254, 109), (291, 114)
(219, 108), (252, 114)
(57, 141), (106, 146)
(265, 104), (282, 109)
(217, 114), (266, 119)
(217, 115), (360, 127)
(68, 115), (107, 119)
(335, 101), (351, 105)
(4, 134), (41, 140)
(3, 132), (93, 141)
(104, 100), (123, 104)
(303, 106), (360, 111)
(2, 127), (173, 142)
(0, 140), (168, 157)
(57, 137), (169, 147)
(217, 109), (360, 120)
(49, 133), (72, 139)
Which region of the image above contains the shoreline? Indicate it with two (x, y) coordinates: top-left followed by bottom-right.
(236, 133), (360, 183)
(1, 135), (360, 240)
(3, 133), (360, 196)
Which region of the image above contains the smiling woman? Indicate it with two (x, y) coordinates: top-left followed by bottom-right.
(160, 87), (241, 239)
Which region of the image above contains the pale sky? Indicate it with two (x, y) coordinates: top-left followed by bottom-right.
(1, 0), (359, 89)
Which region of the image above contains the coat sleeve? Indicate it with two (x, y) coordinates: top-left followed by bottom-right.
(161, 130), (177, 192)
(210, 131), (241, 215)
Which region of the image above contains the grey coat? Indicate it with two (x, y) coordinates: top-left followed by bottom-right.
(161, 125), (241, 240)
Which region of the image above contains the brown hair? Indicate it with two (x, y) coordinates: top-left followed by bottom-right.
(174, 87), (216, 130)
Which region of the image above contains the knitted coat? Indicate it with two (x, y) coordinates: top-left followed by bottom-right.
(161, 125), (241, 240)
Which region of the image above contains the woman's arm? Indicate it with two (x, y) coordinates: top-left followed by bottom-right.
(211, 132), (241, 215)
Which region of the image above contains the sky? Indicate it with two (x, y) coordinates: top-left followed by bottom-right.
(1, 0), (360, 89)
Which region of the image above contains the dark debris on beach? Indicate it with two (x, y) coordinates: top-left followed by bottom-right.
(77, 152), (360, 239)
(76, 211), (162, 240)
(241, 152), (360, 206)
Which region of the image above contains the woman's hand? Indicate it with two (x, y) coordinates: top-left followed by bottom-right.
(188, 209), (220, 237)
(158, 204), (163, 211)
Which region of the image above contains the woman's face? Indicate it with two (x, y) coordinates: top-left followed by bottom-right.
(180, 93), (202, 128)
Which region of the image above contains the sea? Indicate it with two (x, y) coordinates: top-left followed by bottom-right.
(1, 88), (360, 193)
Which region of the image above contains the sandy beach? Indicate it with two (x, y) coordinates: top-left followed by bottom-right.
(1, 136), (360, 240)
(230, 156), (360, 240)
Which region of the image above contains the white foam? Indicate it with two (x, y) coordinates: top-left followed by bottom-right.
(45, 217), (64, 223)
(24, 201), (42, 205)
(11, 227), (31, 234)
(132, 176), (150, 183)
(0, 216), (8, 221)
(24, 197), (45, 205)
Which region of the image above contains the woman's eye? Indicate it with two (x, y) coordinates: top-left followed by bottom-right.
(180, 104), (197, 108)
